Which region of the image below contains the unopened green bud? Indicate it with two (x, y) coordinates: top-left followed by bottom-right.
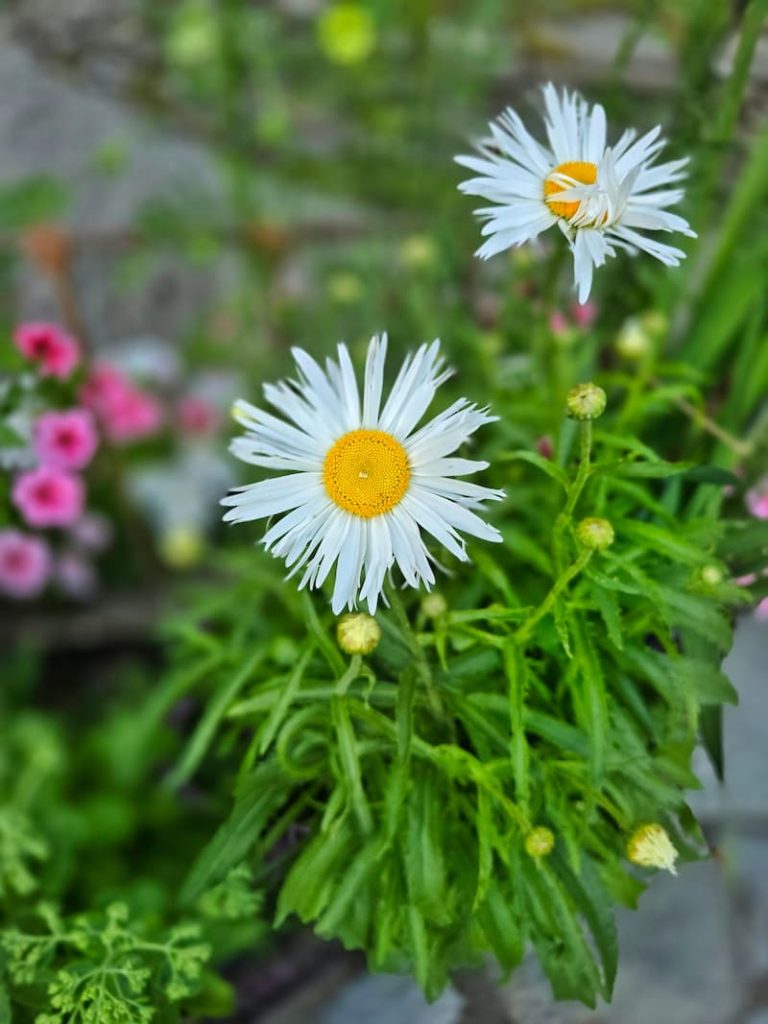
(627, 823), (678, 875)
(525, 826), (555, 859)
(576, 517), (615, 551)
(566, 383), (606, 421)
(700, 565), (723, 587)
(421, 592), (448, 618)
(337, 612), (381, 655)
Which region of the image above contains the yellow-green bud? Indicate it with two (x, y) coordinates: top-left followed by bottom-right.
(566, 383), (606, 421)
(700, 565), (723, 587)
(336, 613), (381, 655)
(615, 317), (651, 360)
(626, 823), (678, 875)
(421, 592), (448, 618)
(399, 234), (437, 269)
(160, 526), (204, 569)
(576, 517), (615, 551)
(640, 310), (668, 338)
(317, 3), (376, 65)
(327, 272), (363, 304)
(525, 826), (555, 859)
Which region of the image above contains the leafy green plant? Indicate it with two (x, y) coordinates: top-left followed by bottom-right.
(160, 365), (752, 1004)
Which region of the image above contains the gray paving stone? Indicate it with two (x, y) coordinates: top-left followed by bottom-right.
(319, 973), (461, 1024)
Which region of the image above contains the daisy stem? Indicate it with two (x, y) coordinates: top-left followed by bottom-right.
(553, 420), (593, 573)
(513, 549), (593, 647)
(388, 587), (445, 720)
(335, 654), (362, 696)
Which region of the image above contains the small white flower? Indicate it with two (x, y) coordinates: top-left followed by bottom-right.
(456, 83), (696, 303)
(222, 334), (503, 614)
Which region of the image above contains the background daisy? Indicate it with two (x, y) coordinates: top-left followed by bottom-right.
(456, 83), (696, 302)
(222, 335), (503, 614)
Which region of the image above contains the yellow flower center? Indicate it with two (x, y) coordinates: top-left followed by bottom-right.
(323, 429), (410, 518)
(544, 160), (598, 219)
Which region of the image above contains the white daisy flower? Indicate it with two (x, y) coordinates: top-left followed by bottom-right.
(222, 334), (503, 614)
(456, 83), (696, 303)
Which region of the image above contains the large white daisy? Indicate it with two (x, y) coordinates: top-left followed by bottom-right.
(456, 83), (696, 303)
(222, 335), (503, 614)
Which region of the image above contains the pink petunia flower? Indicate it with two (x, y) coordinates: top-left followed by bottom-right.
(746, 480), (768, 520)
(0, 529), (51, 598)
(33, 409), (99, 471)
(81, 363), (163, 444)
(12, 465), (85, 528)
(13, 322), (80, 379)
(570, 300), (598, 329)
(177, 395), (222, 438)
(755, 597), (768, 623)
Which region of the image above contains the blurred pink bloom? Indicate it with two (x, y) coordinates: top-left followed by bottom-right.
(55, 552), (97, 600)
(734, 573), (758, 587)
(34, 409), (99, 470)
(536, 435), (554, 460)
(177, 395), (222, 437)
(570, 300), (598, 329)
(746, 481), (768, 520)
(13, 322), (80, 379)
(0, 529), (51, 598)
(103, 389), (163, 443)
(81, 363), (163, 444)
(756, 598), (768, 622)
(80, 363), (131, 414)
(12, 465), (85, 528)
(69, 512), (112, 552)
(548, 311), (568, 335)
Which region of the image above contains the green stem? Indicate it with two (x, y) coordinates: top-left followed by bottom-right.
(335, 654), (362, 695)
(388, 587), (444, 720)
(513, 549), (593, 647)
(554, 419), (593, 572)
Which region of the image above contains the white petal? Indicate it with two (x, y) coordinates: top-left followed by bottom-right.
(221, 473), (323, 523)
(362, 332), (387, 427)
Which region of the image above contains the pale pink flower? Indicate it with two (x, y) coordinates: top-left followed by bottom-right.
(0, 529), (51, 598)
(734, 573), (758, 587)
(13, 322), (80, 379)
(69, 512), (112, 552)
(177, 395), (221, 437)
(755, 598), (768, 623)
(33, 409), (99, 471)
(548, 311), (569, 335)
(81, 363), (163, 444)
(746, 480), (768, 520)
(12, 465), (85, 528)
(570, 300), (598, 329)
(55, 552), (97, 600)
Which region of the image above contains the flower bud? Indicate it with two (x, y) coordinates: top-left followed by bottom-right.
(421, 592), (448, 619)
(160, 526), (204, 569)
(525, 826), (555, 859)
(615, 317), (651, 360)
(566, 383), (606, 421)
(576, 517), (614, 551)
(700, 565), (723, 587)
(336, 612), (381, 655)
(626, 823), (678, 875)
